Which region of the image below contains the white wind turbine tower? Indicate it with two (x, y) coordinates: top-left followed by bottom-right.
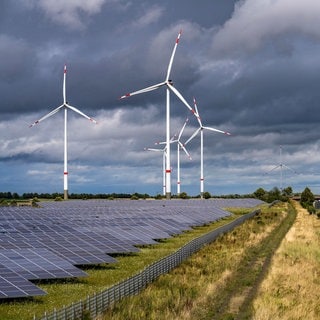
(156, 117), (191, 195)
(120, 30), (199, 200)
(145, 131), (181, 196)
(184, 98), (231, 199)
(144, 145), (167, 196)
(30, 65), (97, 200)
(264, 145), (296, 191)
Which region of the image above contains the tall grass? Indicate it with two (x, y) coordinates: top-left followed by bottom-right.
(252, 201), (320, 319)
(100, 202), (291, 320)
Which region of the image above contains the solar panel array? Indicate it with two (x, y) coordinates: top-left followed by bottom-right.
(0, 198), (264, 299)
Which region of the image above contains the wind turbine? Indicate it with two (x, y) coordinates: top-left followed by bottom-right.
(29, 65), (97, 200)
(184, 97), (231, 199)
(120, 30), (199, 199)
(264, 145), (296, 191)
(156, 117), (191, 195)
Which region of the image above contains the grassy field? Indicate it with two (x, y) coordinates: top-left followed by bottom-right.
(252, 200), (320, 319)
(99, 201), (296, 319)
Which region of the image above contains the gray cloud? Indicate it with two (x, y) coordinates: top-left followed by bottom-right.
(23, 0), (108, 30)
(1, 0), (320, 196)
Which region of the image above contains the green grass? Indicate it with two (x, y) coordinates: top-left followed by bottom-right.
(0, 208), (254, 320)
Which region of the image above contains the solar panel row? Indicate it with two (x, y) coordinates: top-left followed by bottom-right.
(0, 198), (264, 299)
(0, 264), (46, 299)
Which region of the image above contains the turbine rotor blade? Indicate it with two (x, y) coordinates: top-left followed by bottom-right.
(29, 104), (64, 127)
(203, 126), (231, 136)
(63, 65), (67, 105)
(178, 141), (192, 160)
(184, 127), (201, 145)
(193, 97), (203, 127)
(166, 30), (182, 81)
(145, 147), (165, 152)
(120, 81), (166, 99)
(66, 104), (97, 124)
(264, 164), (282, 174)
(177, 118), (189, 140)
(193, 97), (231, 136)
(167, 83), (199, 118)
(282, 164), (297, 174)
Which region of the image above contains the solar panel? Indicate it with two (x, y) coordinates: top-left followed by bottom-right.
(0, 248), (87, 280)
(0, 198), (263, 298)
(0, 264), (46, 299)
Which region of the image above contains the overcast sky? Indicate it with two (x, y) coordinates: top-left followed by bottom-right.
(1, 0), (320, 196)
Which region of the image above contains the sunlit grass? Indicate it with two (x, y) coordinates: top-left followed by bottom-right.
(252, 200), (320, 319)
(99, 202), (291, 320)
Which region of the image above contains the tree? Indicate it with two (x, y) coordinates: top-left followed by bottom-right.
(282, 186), (293, 197)
(203, 191), (211, 199)
(179, 192), (189, 199)
(267, 187), (281, 203)
(253, 187), (267, 201)
(300, 187), (315, 214)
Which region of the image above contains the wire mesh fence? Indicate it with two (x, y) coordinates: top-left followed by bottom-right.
(36, 209), (259, 320)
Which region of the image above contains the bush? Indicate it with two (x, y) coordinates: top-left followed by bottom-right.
(0, 199), (8, 206)
(300, 187), (315, 212)
(10, 200), (17, 206)
(307, 205), (316, 215)
(179, 192), (189, 199)
(203, 192), (211, 199)
(253, 187), (267, 201)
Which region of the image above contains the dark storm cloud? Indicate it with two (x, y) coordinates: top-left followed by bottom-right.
(1, 0), (320, 196)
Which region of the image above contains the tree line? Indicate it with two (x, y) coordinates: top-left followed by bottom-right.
(0, 186), (315, 204)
